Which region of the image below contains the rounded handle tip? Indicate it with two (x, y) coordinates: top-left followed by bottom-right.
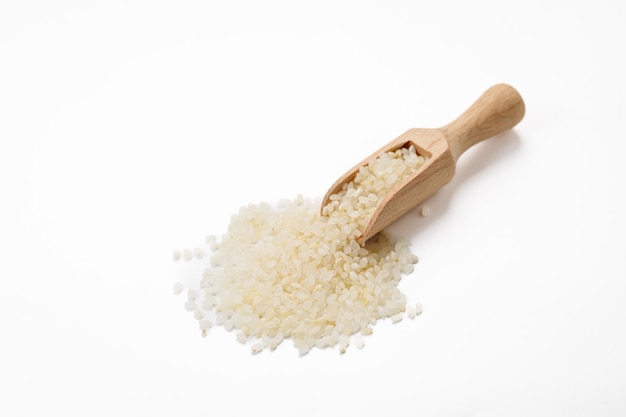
(443, 83), (525, 161)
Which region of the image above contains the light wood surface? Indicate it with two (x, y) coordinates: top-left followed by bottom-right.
(321, 83), (525, 245)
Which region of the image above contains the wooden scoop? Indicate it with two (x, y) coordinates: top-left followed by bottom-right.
(321, 83), (525, 245)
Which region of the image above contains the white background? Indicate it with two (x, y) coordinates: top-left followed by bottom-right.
(2, 1), (625, 416)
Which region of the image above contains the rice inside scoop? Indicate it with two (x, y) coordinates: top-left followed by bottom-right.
(181, 145), (426, 354)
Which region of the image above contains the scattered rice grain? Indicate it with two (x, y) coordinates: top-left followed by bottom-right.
(198, 320), (213, 329)
(172, 282), (183, 295)
(391, 313), (403, 324)
(415, 302), (423, 316)
(338, 336), (350, 354)
(406, 305), (417, 319)
(354, 335), (365, 349)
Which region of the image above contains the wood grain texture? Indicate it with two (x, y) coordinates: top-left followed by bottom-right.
(321, 84), (525, 245)
(442, 84), (525, 161)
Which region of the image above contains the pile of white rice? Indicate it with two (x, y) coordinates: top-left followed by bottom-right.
(174, 145), (426, 355)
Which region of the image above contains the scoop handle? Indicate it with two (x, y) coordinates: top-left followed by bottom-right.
(441, 84), (525, 161)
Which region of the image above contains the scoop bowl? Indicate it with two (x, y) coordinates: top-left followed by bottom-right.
(321, 83), (525, 245)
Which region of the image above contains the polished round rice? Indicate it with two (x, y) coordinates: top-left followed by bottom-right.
(176, 145), (426, 354)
